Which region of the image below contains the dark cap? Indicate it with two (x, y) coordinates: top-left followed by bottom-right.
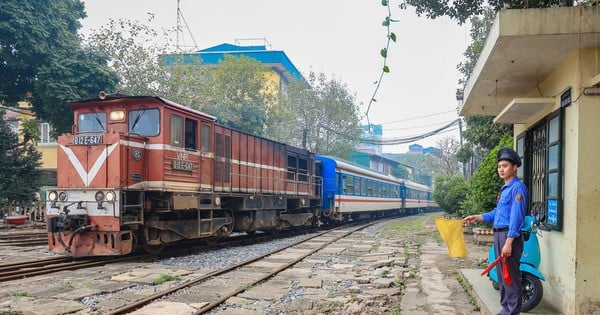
(497, 147), (521, 167)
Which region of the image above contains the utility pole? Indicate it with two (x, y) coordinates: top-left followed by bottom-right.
(458, 118), (467, 178)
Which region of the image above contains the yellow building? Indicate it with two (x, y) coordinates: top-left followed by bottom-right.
(2, 102), (57, 186)
(460, 6), (600, 314)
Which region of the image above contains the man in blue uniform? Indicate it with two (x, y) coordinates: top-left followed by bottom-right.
(464, 147), (528, 315)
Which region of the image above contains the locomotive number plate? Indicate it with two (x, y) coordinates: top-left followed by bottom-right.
(172, 160), (193, 172)
(73, 135), (102, 145)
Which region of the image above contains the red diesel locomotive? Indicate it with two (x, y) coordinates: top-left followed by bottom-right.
(46, 95), (321, 256)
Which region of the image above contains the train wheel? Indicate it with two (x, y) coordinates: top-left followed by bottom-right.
(215, 225), (231, 238)
(204, 237), (219, 246)
(312, 208), (322, 227)
(143, 243), (165, 254)
(141, 228), (165, 254)
(220, 209), (234, 237)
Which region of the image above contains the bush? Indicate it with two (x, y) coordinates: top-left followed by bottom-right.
(433, 175), (470, 214)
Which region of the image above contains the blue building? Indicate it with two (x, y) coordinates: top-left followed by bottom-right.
(164, 42), (306, 91)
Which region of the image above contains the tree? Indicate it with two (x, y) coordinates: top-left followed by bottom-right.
(433, 175), (470, 214)
(424, 136), (462, 176)
(197, 55), (275, 136)
(0, 0), (118, 135)
(462, 135), (513, 217)
(392, 165), (410, 179)
(86, 17), (210, 108)
(395, 154), (433, 186)
(269, 71), (362, 157)
(0, 109), (42, 202)
(404, 0), (576, 25)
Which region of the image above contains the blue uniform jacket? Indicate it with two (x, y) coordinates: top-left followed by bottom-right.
(482, 177), (528, 238)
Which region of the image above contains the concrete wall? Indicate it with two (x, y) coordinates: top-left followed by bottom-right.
(513, 47), (600, 314)
(574, 47), (600, 313)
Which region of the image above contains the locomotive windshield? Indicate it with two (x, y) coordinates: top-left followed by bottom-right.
(78, 113), (106, 133)
(129, 109), (160, 136)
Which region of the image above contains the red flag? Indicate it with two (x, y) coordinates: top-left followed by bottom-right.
(481, 256), (513, 286)
(481, 255), (502, 276)
(502, 257), (513, 285)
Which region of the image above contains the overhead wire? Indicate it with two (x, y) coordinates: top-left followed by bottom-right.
(359, 118), (461, 146)
(379, 109), (457, 125)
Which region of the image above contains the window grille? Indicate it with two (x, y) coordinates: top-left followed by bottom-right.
(523, 108), (563, 230)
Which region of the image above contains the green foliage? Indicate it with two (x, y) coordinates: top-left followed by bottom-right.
(87, 17), (211, 108)
(199, 55), (274, 136)
(0, 0), (118, 136)
(457, 8), (496, 89)
(153, 274), (181, 285)
(462, 135), (513, 217)
(89, 17), (273, 136)
(392, 166), (409, 179)
(405, 0), (575, 25)
(433, 175), (470, 214)
(366, 0), (397, 123)
(0, 109), (42, 202)
(10, 291), (28, 297)
(87, 17), (189, 97)
(268, 71), (362, 157)
(462, 116), (511, 152)
(393, 154), (432, 186)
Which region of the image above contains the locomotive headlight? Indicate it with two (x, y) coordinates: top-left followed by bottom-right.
(95, 191), (105, 202)
(48, 190), (58, 202)
(214, 196), (221, 206)
(58, 191), (68, 201)
(109, 110), (125, 121)
(105, 191), (116, 202)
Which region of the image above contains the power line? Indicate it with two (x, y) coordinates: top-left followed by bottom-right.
(360, 119), (461, 146)
(379, 109), (456, 125)
(384, 119), (458, 131)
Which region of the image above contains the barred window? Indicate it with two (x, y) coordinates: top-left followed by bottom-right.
(520, 108), (563, 230)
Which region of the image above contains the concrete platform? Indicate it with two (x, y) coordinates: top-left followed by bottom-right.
(460, 269), (562, 315)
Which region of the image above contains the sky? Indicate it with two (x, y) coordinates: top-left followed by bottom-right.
(80, 0), (470, 153)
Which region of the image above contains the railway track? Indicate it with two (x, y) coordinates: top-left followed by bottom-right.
(0, 232), (47, 246)
(0, 256), (141, 282)
(107, 220), (383, 314)
(0, 229), (314, 283)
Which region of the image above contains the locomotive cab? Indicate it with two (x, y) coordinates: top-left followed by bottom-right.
(47, 97), (168, 255)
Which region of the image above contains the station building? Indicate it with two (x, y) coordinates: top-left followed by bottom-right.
(459, 6), (600, 314)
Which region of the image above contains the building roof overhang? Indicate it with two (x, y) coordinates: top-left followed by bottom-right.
(460, 7), (600, 123)
(493, 97), (556, 124)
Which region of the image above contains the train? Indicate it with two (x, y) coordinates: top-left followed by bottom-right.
(45, 95), (438, 257)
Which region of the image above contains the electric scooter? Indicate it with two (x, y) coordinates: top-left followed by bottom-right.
(487, 215), (544, 312)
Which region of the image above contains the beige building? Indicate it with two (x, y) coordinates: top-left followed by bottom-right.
(460, 6), (600, 314)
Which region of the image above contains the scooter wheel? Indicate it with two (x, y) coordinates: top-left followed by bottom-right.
(491, 280), (499, 291)
(521, 272), (543, 312)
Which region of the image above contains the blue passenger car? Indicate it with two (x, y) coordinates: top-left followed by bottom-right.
(317, 156), (404, 221)
(316, 155), (437, 221)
